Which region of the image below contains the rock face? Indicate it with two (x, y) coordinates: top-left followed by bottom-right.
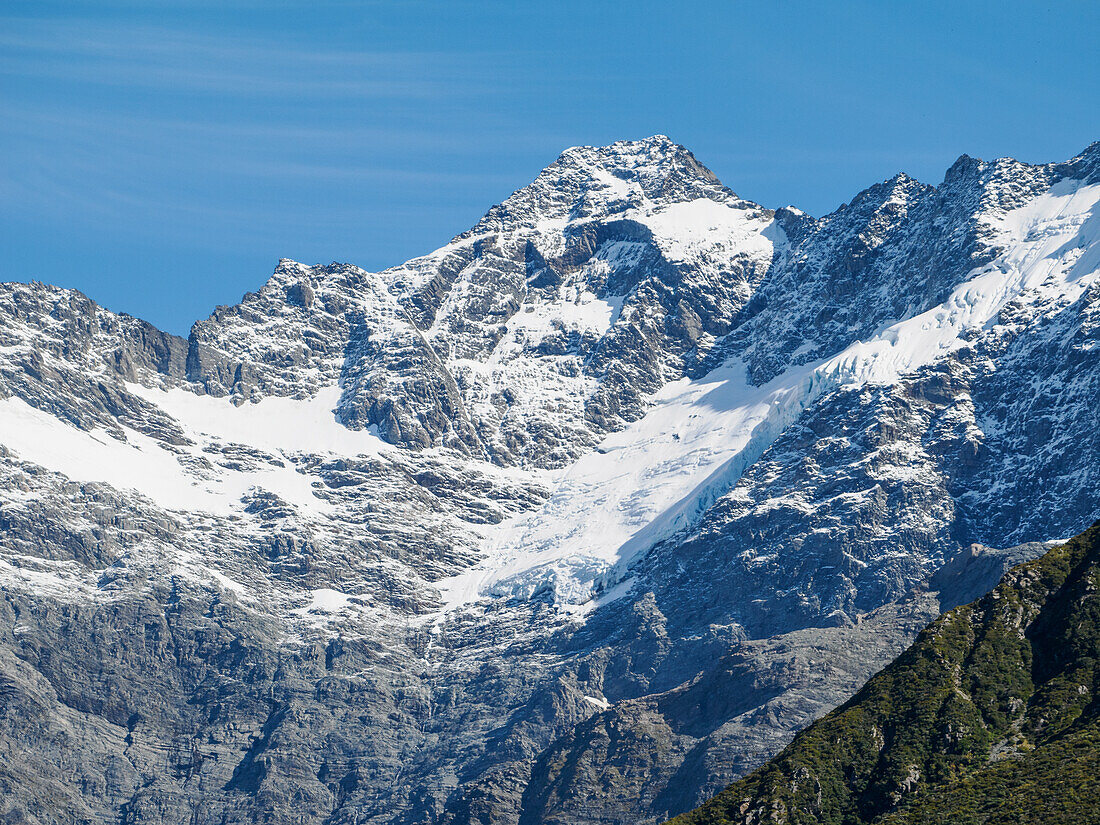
(667, 522), (1100, 825)
(0, 136), (1098, 824)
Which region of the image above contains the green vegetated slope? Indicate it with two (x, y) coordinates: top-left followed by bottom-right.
(667, 522), (1100, 825)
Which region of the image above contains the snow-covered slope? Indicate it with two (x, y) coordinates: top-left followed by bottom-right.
(439, 174), (1100, 610)
(0, 137), (1098, 825)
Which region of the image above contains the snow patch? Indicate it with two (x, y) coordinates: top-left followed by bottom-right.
(297, 588), (357, 613)
(642, 199), (775, 263)
(127, 384), (386, 459)
(0, 386), (382, 517)
(583, 695), (611, 710)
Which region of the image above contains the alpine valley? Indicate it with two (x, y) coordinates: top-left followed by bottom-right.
(0, 136), (1098, 824)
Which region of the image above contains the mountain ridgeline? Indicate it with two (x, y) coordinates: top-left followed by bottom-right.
(669, 523), (1100, 825)
(0, 136), (1098, 824)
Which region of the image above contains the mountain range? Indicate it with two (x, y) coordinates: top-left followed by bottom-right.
(0, 135), (1097, 824)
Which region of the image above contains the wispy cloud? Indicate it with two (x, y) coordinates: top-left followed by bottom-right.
(0, 17), (512, 99)
(0, 103), (570, 156)
(0, 12), (573, 244)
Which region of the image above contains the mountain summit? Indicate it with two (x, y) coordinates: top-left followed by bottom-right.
(469, 135), (737, 233)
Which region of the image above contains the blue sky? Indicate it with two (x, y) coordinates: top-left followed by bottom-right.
(2, 1), (1097, 335)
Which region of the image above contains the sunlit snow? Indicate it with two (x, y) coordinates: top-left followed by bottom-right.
(436, 179), (1100, 610)
(2, 177), (1096, 618)
(0, 385), (387, 517)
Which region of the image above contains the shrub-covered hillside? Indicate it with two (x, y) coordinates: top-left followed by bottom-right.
(667, 522), (1100, 825)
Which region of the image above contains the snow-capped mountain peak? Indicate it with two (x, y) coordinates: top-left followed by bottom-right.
(1, 139), (1099, 825)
